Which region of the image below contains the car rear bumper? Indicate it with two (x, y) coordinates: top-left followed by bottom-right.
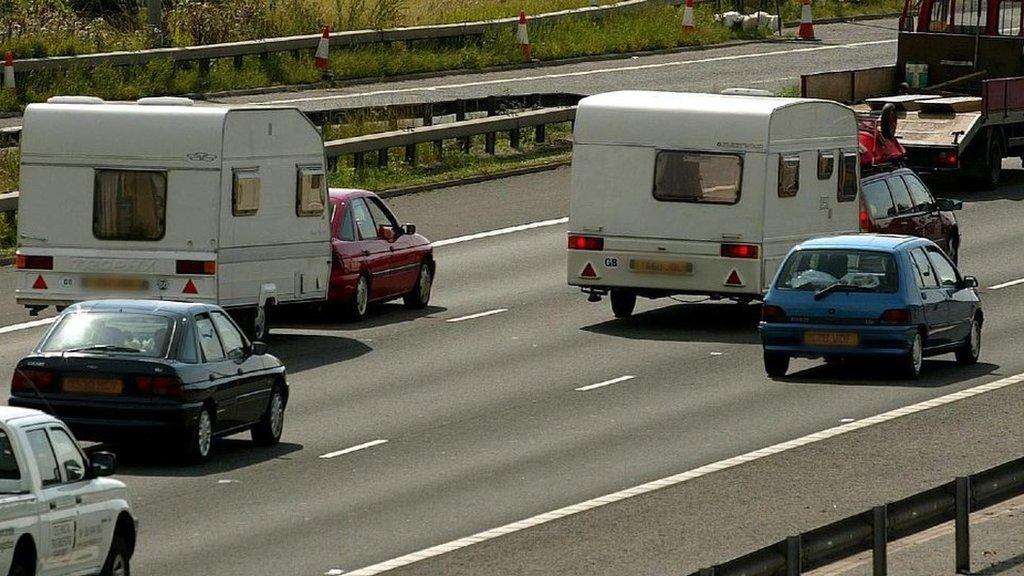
(8, 395), (205, 441)
(759, 322), (917, 358)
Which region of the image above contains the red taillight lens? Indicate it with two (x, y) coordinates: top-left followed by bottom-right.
(762, 305), (787, 322)
(567, 235), (604, 251)
(721, 243), (759, 259)
(11, 369), (55, 393)
(16, 255), (53, 270)
(135, 375), (184, 397)
(880, 308), (912, 325)
(935, 150), (958, 168)
(859, 209), (872, 232)
(176, 260), (216, 275)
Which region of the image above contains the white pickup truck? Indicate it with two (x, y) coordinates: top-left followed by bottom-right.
(0, 407), (135, 576)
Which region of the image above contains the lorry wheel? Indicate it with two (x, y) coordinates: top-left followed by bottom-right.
(403, 263), (433, 309)
(251, 388), (285, 446)
(764, 352), (789, 378)
(343, 275), (370, 322)
(979, 139), (1003, 190)
(100, 536), (131, 576)
(182, 407), (214, 464)
(610, 290), (636, 318)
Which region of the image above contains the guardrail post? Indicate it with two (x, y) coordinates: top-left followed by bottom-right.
(198, 58), (211, 82)
(461, 136), (472, 154)
(509, 127), (521, 149)
(405, 144), (417, 167)
(872, 505), (887, 576)
(955, 476), (971, 574)
(422, 104), (434, 127)
(456, 101), (471, 152)
(535, 123), (546, 144)
(233, 55), (244, 70)
(785, 535), (801, 576)
(485, 132), (497, 155)
(147, 0), (162, 29)
(353, 152), (364, 171)
(433, 140), (444, 158)
(377, 148), (389, 168)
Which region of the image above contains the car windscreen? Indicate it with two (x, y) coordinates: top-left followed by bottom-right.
(776, 249), (899, 293)
(40, 312), (173, 357)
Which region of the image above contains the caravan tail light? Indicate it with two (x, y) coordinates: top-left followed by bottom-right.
(761, 305), (788, 322)
(135, 375), (184, 397)
(568, 235), (604, 251)
(880, 308), (912, 325)
(11, 369), (55, 393)
(935, 150), (959, 168)
(721, 243), (759, 259)
(859, 208), (872, 232)
(176, 260), (216, 275)
(16, 255), (53, 270)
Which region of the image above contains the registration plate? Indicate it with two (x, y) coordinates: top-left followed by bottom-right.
(803, 332), (860, 347)
(82, 277), (149, 291)
(629, 259), (693, 275)
(62, 377), (123, 395)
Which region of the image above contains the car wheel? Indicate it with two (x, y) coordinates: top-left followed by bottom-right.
(901, 332), (924, 379)
(234, 307), (268, 342)
(8, 563), (30, 576)
(403, 262), (433, 309)
(100, 536), (131, 576)
(183, 407), (214, 464)
(610, 290), (636, 318)
(946, 236), (959, 265)
(251, 388), (285, 446)
(764, 352), (790, 378)
(955, 316), (981, 365)
(343, 275), (370, 322)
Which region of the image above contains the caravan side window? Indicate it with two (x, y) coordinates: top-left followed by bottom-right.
(93, 170), (167, 241)
(837, 152), (859, 202)
(778, 155), (800, 198)
(297, 166), (326, 217)
(652, 151), (742, 205)
(232, 169), (260, 217)
(817, 152), (835, 180)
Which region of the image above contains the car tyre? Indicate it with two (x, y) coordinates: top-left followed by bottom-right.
(901, 332), (924, 379)
(764, 352), (790, 378)
(234, 306), (268, 342)
(100, 536), (131, 576)
(251, 388), (285, 446)
(403, 262), (433, 309)
(955, 316), (981, 365)
(946, 236), (959, 265)
(182, 406), (214, 464)
(8, 563), (30, 576)
(343, 275), (370, 322)
(610, 290), (636, 318)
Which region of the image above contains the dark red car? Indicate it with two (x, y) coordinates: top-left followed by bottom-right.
(328, 189), (435, 320)
(860, 168), (963, 263)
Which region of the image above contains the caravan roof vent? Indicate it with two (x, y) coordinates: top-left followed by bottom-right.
(46, 96), (105, 105)
(720, 88), (775, 97)
(137, 97), (195, 107)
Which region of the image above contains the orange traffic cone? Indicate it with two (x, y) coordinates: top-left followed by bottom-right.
(797, 0), (816, 40)
(681, 0), (696, 33)
(3, 52), (14, 90)
(517, 11), (532, 61)
(314, 25), (331, 71)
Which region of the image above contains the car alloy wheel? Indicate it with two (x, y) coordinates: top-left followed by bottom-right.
(253, 306), (267, 341)
(111, 552), (128, 576)
(956, 318), (981, 365)
(418, 265), (433, 303)
(196, 409), (212, 459)
(269, 393), (284, 439)
(947, 238), (958, 265)
(907, 333), (923, 378)
(355, 277), (369, 317)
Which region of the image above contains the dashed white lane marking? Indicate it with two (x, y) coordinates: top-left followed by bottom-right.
(0, 317), (55, 336)
(433, 217), (568, 248)
(446, 308), (508, 323)
(342, 371), (1024, 576)
(319, 439), (388, 460)
(988, 277), (1024, 290)
(262, 40), (897, 106)
(575, 375), (635, 391)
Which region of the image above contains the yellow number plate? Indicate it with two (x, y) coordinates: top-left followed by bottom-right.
(62, 377), (124, 395)
(803, 332), (860, 347)
(629, 259), (693, 275)
(83, 277), (149, 291)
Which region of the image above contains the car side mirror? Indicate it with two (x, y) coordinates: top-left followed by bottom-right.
(88, 452), (116, 478)
(936, 198), (962, 211)
(961, 276), (978, 288)
(250, 341), (268, 356)
(403, 223), (416, 235)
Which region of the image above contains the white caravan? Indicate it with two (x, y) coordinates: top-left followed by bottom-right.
(15, 97), (330, 338)
(567, 91), (861, 317)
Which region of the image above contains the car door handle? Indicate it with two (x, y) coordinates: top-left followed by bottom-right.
(362, 250), (370, 256)
(49, 501), (56, 510)
(75, 496), (82, 505)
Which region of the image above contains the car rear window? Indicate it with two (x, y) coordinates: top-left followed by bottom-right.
(0, 431), (20, 481)
(40, 312), (173, 357)
(776, 249), (899, 293)
(653, 151), (742, 204)
(862, 180), (896, 219)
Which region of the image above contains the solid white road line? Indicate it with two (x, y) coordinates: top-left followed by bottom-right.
(319, 439), (389, 460)
(988, 277), (1024, 290)
(0, 317), (55, 336)
(433, 217), (568, 247)
(342, 370), (1024, 576)
(262, 40), (897, 106)
(575, 375), (635, 392)
(446, 308), (508, 323)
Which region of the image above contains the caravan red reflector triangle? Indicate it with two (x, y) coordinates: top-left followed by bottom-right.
(581, 263), (597, 278)
(725, 270), (743, 286)
(182, 279), (198, 295)
(31, 275), (47, 290)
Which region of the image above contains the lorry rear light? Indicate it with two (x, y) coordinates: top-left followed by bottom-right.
(935, 150), (958, 168)
(135, 375), (184, 397)
(880, 308), (912, 325)
(16, 255), (53, 270)
(176, 260), (216, 275)
(568, 235), (603, 251)
(11, 369), (55, 392)
(761, 305), (787, 322)
(721, 243), (759, 259)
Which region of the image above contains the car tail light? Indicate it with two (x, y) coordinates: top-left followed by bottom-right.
(16, 255), (53, 270)
(762, 305), (787, 322)
(11, 369), (55, 393)
(721, 243), (759, 259)
(880, 308), (912, 325)
(176, 260), (216, 275)
(935, 149), (958, 168)
(135, 375), (184, 397)
(859, 208), (872, 232)
(568, 234), (603, 251)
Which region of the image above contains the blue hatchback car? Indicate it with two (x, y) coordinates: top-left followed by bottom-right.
(759, 235), (982, 379)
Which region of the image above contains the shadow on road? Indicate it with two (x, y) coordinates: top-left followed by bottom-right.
(930, 167), (1024, 202)
(777, 359), (1000, 387)
(268, 333), (374, 374)
(112, 440), (304, 477)
(272, 303), (447, 332)
(582, 301), (761, 345)
(976, 550), (1024, 575)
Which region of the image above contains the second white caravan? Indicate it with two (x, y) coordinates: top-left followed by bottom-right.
(567, 90), (861, 317)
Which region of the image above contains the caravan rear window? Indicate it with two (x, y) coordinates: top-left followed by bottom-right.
(93, 170), (167, 241)
(653, 151), (742, 205)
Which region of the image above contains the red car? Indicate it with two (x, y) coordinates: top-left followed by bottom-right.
(328, 189), (435, 320)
